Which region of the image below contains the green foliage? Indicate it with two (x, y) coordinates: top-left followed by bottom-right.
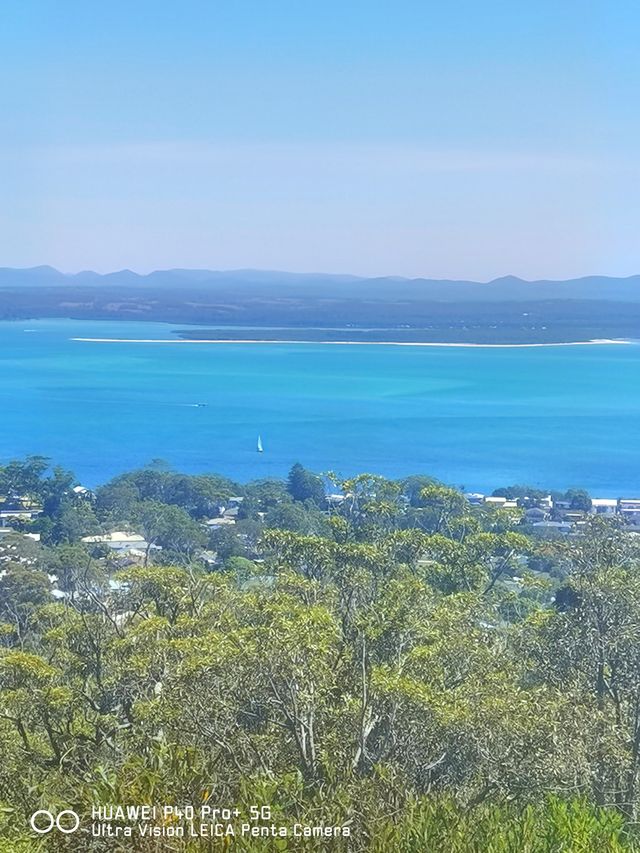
(96, 469), (240, 521)
(492, 484), (547, 502)
(370, 796), (633, 852)
(563, 488), (593, 511)
(287, 463), (326, 506)
(264, 500), (333, 536)
(240, 478), (291, 518)
(0, 462), (639, 849)
(134, 500), (206, 557)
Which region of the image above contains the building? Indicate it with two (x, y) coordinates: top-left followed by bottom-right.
(0, 507), (42, 522)
(524, 507), (548, 523)
(591, 498), (618, 516)
(0, 528), (41, 543)
(326, 493), (347, 508)
(465, 493), (485, 505)
(72, 485), (96, 500)
(532, 520), (573, 534)
(81, 531), (150, 552)
(618, 499), (640, 524)
(484, 496), (518, 509)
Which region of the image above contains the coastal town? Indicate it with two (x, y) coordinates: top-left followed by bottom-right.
(464, 491), (640, 532)
(1, 458), (639, 581)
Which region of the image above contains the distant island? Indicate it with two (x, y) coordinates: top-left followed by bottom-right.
(1, 265), (640, 343)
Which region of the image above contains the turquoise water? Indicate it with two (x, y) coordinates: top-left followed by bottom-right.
(0, 319), (638, 495)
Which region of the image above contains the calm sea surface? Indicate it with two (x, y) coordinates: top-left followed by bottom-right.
(1, 319), (639, 495)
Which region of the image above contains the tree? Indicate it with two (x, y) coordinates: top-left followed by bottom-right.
(134, 500), (206, 562)
(0, 456), (50, 500)
(492, 484), (547, 504)
(414, 484), (468, 535)
(528, 518), (640, 815)
(239, 478), (291, 518)
(0, 564), (52, 639)
(564, 488), (592, 512)
(208, 525), (246, 561)
(401, 474), (438, 507)
(264, 500), (332, 536)
(46, 497), (101, 544)
(95, 479), (140, 520)
(287, 463), (326, 506)
(2, 460), (640, 846)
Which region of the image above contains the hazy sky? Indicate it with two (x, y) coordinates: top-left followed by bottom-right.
(1, 1), (639, 279)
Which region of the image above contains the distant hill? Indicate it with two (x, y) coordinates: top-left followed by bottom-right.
(1, 266), (639, 342)
(1, 266), (640, 302)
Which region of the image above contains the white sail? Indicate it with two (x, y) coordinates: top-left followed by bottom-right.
(257, 434), (263, 453)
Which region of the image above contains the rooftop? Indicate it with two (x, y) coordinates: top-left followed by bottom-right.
(81, 531), (146, 544)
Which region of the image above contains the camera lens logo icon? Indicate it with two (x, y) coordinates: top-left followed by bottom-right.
(30, 809), (80, 834)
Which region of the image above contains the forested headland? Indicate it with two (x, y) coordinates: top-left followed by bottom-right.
(1, 457), (640, 850)
(2, 267), (640, 343)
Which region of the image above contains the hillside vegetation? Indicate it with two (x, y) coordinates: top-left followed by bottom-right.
(0, 459), (639, 850)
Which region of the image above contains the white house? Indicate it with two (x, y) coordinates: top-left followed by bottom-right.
(465, 493), (485, 505)
(591, 498), (618, 516)
(81, 531), (150, 552)
(0, 508), (42, 522)
(206, 517), (236, 528)
(618, 499), (640, 523)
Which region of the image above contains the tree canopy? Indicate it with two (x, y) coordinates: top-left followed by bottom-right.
(0, 461), (638, 850)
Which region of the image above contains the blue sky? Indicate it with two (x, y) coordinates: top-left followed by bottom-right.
(1, 1), (638, 279)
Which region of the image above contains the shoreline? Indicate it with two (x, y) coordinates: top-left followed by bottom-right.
(71, 337), (633, 348)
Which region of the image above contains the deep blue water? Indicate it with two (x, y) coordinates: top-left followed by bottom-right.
(0, 319), (639, 495)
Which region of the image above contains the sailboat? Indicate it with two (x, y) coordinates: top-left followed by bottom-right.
(257, 434), (264, 453)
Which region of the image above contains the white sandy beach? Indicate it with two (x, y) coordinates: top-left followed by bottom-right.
(71, 337), (633, 348)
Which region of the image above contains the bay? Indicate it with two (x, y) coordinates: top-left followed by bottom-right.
(0, 319), (638, 495)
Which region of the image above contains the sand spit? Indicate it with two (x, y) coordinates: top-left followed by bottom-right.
(71, 337), (633, 348)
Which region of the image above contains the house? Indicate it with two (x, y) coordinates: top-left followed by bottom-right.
(326, 493), (347, 507)
(198, 550), (220, 569)
(81, 531), (150, 552)
(206, 517), (236, 528)
(0, 507), (42, 522)
(532, 520), (573, 534)
(484, 496), (518, 509)
(72, 485), (96, 501)
(524, 507), (548, 523)
(618, 499), (640, 524)
(111, 547), (151, 567)
(552, 498), (571, 512)
(465, 493), (485, 505)
(563, 511), (587, 524)
(0, 528), (41, 544)
(591, 498), (618, 516)
(551, 499), (589, 523)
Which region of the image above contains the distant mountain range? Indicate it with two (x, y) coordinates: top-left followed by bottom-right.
(2, 265), (640, 302)
(1, 266), (640, 342)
